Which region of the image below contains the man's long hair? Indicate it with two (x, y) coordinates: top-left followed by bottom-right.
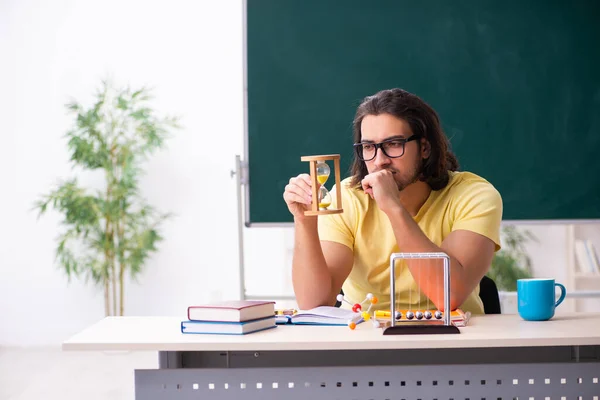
(350, 88), (459, 190)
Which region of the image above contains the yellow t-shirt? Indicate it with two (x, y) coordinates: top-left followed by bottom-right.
(318, 171), (503, 315)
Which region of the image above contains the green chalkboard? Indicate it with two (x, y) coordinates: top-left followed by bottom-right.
(246, 0), (600, 225)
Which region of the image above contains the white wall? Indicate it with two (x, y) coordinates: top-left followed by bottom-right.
(1, 0), (599, 346)
(0, 0), (254, 346)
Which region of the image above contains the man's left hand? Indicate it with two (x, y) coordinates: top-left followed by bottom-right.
(361, 170), (402, 214)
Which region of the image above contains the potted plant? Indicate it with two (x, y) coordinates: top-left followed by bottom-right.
(34, 79), (180, 316)
(487, 225), (537, 292)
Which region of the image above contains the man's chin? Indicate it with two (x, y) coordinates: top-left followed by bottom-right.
(396, 181), (408, 192)
(396, 176), (419, 192)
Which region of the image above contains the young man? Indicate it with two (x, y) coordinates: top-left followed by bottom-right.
(283, 88), (502, 314)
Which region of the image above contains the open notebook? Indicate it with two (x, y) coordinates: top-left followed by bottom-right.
(276, 306), (362, 326)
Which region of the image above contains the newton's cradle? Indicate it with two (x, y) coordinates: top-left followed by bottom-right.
(338, 252), (459, 335)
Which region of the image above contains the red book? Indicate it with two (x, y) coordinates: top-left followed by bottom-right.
(187, 300), (276, 322)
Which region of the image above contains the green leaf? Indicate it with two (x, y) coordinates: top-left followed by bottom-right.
(117, 96), (128, 110)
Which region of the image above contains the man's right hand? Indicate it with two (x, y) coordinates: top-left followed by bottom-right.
(283, 173), (316, 220)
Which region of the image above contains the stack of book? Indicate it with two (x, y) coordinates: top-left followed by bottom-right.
(181, 300), (277, 335)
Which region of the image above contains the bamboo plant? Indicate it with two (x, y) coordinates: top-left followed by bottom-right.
(34, 79), (179, 316)
(487, 225), (537, 291)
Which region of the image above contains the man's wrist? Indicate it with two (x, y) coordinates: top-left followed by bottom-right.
(294, 215), (318, 229)
(383, 202), (406, 219)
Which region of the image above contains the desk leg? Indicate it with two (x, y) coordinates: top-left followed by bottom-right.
(158, 351), (182, 369)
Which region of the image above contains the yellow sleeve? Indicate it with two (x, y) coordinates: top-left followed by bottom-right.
(452, 181), (503, 251)
(317, 182), (355, 251)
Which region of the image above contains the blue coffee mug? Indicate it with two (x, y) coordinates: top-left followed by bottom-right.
(517, 278), (566, 321)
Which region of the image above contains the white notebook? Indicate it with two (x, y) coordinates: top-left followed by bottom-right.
(286, 306), (362, 325)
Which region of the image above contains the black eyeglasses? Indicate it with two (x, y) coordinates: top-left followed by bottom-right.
(353, 135), (420, 161)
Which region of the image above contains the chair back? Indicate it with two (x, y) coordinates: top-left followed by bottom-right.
(479, 275), (501, 314)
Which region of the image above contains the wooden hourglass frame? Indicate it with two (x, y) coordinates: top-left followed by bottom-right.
(300, 154), (343, 216)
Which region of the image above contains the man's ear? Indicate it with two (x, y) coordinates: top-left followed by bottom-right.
(420, 138), (431, 159)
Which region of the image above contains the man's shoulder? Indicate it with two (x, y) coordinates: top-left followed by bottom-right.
(446, 171), (499, 194)
(443, 171), (502, 208)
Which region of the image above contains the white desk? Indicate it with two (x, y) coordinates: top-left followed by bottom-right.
(64, 314), (600, 399)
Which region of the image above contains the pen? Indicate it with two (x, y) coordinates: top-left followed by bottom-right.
(375, 310), (392, 317)
(275, 308), (297, 315)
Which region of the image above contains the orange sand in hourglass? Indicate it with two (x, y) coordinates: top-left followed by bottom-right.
(316, 164), (332, 208)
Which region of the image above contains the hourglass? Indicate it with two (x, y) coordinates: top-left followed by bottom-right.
(300, 154), (343, 216)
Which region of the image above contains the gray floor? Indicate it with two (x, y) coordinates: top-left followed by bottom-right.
(0, 347), (157, 400)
